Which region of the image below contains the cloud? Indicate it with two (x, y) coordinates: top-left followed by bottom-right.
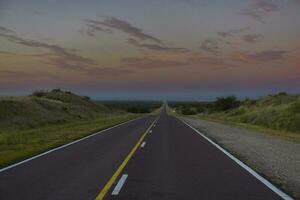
(0, 50), (18, 55)
(32, 9), (44, 16)
(200, 39), (220, 55)
(0, 26), (131, 77)
(216, 27), (249, 38)
(84, 17), (161, 43)
(0, 70), (60, 84)
(121, 52), (236, 71)
(217, 32), (231, 38)
(239, 0), (280, 22)
(121, 57), (188, 69)
(231, 50), (289, 63)
(241, 34), (263, 43)
(84, 20), (113, 36)
(179, 0), (207, 6)
(188, 55), (224, 66)
(0, 26), (15, 34)
(0, 27), (97, 71)
(127, 38), (189, 53)
(187, 54), (237, 70)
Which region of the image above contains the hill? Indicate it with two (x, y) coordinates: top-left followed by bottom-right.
(223, 93), (300, 133)
(0, 89), (109, 131)
(171, 93), (300, 133)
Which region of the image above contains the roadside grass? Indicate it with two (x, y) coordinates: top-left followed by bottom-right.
(170, 93), (300, 138)
(191, 114), (300, 143)
(0, 114), (139, 168)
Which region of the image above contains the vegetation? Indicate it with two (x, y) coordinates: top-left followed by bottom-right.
(170, 93), (300, 134)
(0, 89), (140, 167)
(168, 101), (212, 115)
(0, 89), (110, 131)
(214, 96), (240, 111)
(0, 114), (137, 167)
(99, 100), (162, 113)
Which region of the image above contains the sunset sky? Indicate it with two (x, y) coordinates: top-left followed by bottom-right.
(0, 0), (299, 100)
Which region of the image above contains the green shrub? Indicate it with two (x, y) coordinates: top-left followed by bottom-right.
(182, 107), (197, 115)
(214, 96), (240, 111)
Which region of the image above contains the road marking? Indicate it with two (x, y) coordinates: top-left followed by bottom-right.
(178, 117), (294, 200)
(111, 174), (128, 195)
(140, 141), (146, 148)
(149, 130), (152, 133)
(0, 117), (145, 173)
(95, 118), (157, 200)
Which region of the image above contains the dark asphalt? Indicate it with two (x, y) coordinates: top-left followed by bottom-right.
(106, 107), (282, 200)
(0, 107), (284, 200)
(0, 115), (156, 200)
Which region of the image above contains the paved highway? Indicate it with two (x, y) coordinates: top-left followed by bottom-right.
(0, 106), (290, 199)
(0, 115), (155, 200)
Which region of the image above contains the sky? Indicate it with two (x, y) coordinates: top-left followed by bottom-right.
(0, 0), (299, 100)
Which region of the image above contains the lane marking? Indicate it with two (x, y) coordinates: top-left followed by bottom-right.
(140, 141), (146, 148)
(0, 116), (146, 173)
(95, 118), (157, 200)
(111, 174), (128, 195)
(178, 117), (294, 200)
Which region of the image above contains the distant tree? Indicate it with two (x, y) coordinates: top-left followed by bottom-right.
(52, 88), (61, 93)
(214, 96), (240, 111)
(83, 96), (91, 100)
(277, 92), (287, 96)
(181, 107), (197, 115)
(32, 90), (46, 97)
(196, 106), (205, 113)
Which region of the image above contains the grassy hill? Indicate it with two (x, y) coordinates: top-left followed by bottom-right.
(171, 93), (300, 134)
(220, 93), (300, 133)
(0, 89), (109, 131)
(0, 89), (139, 167)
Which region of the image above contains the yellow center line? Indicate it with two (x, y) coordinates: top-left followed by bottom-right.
(95, 118), (157, 200)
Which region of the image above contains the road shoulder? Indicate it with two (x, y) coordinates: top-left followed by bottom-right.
(181, 116), (300, 199)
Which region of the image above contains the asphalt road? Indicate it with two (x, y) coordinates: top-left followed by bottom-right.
(0, 107), (288, 200)
(105, 108), (284, 200)
(0, 115), (156, 200)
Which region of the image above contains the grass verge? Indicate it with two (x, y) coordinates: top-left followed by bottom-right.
(189, 114), (300, 143)
(0, 114), (140, 168)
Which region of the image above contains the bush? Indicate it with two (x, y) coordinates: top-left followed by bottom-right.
(214, 96), (240, 111)
(182, 107), (197, 115)
(52, 88), (61, 93)
(83, 96), (91, 101)
(126, 107), (150, 113)
(196, 106), (205, 113)
(32, 90), (46, 97)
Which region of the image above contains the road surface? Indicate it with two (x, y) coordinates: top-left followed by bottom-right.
(0, 107), (289, 199)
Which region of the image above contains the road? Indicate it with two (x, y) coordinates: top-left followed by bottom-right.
(0, 106), (289, 199)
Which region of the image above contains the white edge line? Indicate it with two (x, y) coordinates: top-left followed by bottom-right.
(0, 116), (146, 173)
(140, 141), (146, 148)
(177, 117), (294, 200)
(111, 174), (128, 195)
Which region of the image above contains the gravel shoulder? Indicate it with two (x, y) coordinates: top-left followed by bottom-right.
(181, 116), (300, 199)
